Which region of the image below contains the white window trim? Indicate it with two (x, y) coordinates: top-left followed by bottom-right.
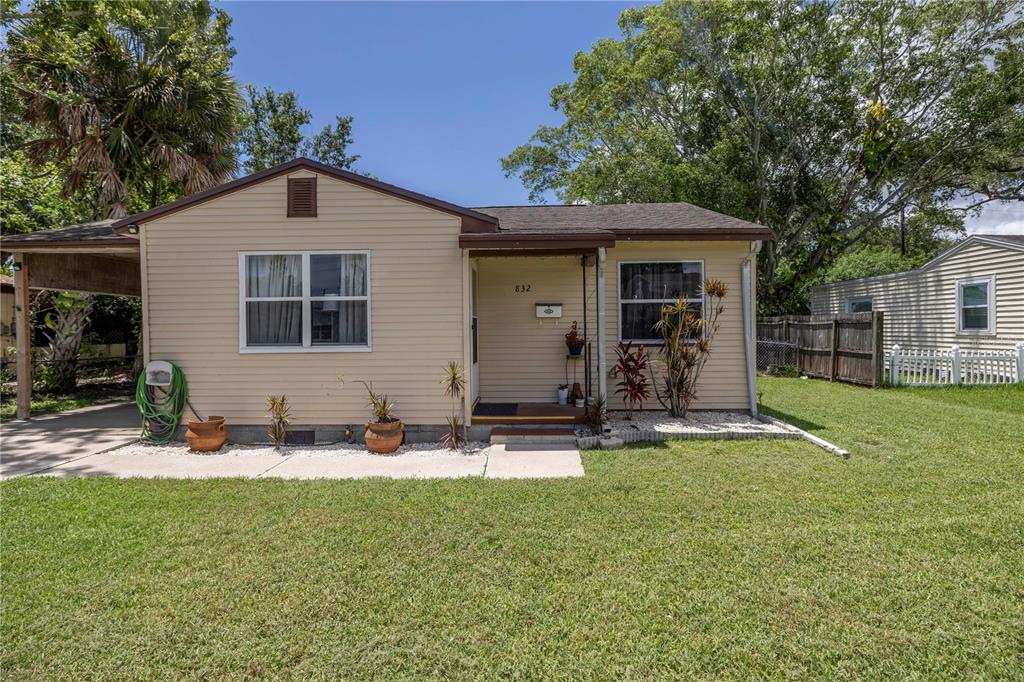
(238, 250), (372, 353)
(617, 259), (705, 345)
(955, 274), (996, 336)
(846, 297), (873, 313)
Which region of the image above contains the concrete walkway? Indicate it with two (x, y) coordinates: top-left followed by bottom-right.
(1, 405), (584, 480)
(0, 402), (140, 478)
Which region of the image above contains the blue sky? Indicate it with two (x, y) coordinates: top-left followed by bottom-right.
(221, 1), (648, 208)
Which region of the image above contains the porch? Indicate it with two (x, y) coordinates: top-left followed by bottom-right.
(464, 229), (612, 425)
(471, 401), (586, 425)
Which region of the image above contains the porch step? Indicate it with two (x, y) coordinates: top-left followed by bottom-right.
(489, 426), (578, 446)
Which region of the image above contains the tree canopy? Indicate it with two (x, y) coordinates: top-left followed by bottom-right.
(4, 0), (242, 217)
(238, 85), (360, 174)
(502, 0), (1023, 311)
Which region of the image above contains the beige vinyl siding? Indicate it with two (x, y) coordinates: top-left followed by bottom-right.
(607, 242), (751, 410)
(476, 241), (752, 410)
(810, 241), (1024, 352)
(144, 171), (465, 425)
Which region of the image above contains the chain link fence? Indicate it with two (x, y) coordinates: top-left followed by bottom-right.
(756, 339), (797, 373)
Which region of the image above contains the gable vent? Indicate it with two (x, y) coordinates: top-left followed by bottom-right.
(287, 177), (317, 217)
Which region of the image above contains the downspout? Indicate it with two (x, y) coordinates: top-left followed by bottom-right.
(742, 240), (763, 416)
(596, 247), (608, 402)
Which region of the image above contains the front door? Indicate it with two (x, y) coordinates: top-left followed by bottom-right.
(470, 261), (479, 403)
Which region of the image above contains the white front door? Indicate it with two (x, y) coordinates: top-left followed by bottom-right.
(470, 261), (479, 403)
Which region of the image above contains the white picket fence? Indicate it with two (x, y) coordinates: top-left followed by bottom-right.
(886, 344), (1024, 386)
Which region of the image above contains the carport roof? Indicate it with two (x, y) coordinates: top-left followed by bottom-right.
(1, 219), (137, 252)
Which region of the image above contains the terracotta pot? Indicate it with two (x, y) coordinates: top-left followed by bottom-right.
(186, 417), (227, 452)
(365, 420), (404, 454)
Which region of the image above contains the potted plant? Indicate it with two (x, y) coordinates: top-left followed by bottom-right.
(564, 321), (585, 356)
(355, 380), (403, 454)
(557, 383), (569, 405)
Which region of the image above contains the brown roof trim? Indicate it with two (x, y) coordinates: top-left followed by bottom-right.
(459, 232), (616, 250)
(614, 227), (773, 241)
(1, 239), (139, 253)
(111, 158), (499, 234)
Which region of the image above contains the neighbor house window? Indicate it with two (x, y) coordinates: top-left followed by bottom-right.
(956, 275), (995, 335)
(619, 261), (703, 343)
(240, 252), (370, 352)
(847, 297), (873, 313)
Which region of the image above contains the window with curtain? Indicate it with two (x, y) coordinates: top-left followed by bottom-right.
(619, 261), (703, 343)
(241, 252), (369, 350)
(956, 275), (995, 335)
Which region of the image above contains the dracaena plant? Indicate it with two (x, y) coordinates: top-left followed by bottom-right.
(439, 361), (467, 450)
(654, 279), (728, 418)
(612, 342), (651, 420)
(267, 395), (291, 450)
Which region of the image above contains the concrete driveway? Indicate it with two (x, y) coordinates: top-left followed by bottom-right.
(0, 402), (140, 479)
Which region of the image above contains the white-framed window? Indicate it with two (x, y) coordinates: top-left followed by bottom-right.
(847, 297), (873, 313)
(239, 251), (371, 352)
(618, 260), (704, 344)
(955, 275), (995, 336)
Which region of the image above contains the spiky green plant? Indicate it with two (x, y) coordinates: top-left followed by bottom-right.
(266, 395), (291, 450)
(439, 361), (467, 450)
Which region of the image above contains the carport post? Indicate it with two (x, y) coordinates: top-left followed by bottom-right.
(13, 253), (31, 419)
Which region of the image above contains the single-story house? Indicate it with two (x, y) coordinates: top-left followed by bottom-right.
(2, 158), (771, 439)
(810, 234), (1024, 353)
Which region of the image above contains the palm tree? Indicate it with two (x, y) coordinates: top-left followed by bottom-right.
(5, 0), (241, 216)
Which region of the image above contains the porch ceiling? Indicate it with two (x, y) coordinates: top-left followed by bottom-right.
(459, 230), (615, 254)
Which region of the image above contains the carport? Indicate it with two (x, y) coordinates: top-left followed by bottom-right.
(1, 220), (141, 419)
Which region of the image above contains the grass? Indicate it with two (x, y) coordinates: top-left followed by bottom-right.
(0, 379), (132, 419)
(3, 378), (1022, 679)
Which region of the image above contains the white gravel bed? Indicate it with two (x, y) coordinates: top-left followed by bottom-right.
(607, 410), (796, 435)
(107, 440), (490, 458)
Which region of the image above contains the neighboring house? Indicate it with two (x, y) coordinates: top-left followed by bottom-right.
(2, 158), (771, 435)
(810, 234), (1024, 353)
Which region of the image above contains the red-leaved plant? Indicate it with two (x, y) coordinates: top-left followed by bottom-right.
(612, 342), (650, 420)
(564, 321), (584, 354)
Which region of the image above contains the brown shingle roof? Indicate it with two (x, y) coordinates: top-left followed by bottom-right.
(472, 203), (771, 240)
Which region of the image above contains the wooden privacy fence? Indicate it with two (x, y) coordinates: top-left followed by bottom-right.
(887, 344), (1024, 386)
(757, 312), (885, 386)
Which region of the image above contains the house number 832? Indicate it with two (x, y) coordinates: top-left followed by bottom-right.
(514, 284), (531, 293)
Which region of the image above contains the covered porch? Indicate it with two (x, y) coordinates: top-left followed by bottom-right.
(1, 221), (141, 419)
(462, 229), (613, 426)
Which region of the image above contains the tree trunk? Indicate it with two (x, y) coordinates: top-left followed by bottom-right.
(43, 293), (93, 393)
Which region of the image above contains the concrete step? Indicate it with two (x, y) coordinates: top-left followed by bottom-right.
(489, 426), (578, 446)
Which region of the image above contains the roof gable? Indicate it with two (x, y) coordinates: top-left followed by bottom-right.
(111, 158), (499, 234)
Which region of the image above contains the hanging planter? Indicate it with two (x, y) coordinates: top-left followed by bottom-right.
(565, 320), (585, 356)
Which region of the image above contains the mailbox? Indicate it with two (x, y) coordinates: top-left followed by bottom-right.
(536, 303), (562, 318)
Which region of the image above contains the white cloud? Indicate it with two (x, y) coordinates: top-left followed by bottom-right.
(963, 202), (1024, 236)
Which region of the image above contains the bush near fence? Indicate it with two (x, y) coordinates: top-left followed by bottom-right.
(757, 312), (885, 387)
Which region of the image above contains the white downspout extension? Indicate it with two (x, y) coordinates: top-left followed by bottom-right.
(742, 240), (763, 416)
(596, 247), (608, 402)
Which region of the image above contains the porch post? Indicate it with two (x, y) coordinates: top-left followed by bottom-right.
(13, 253), (32, 419)
(596, 247), (607, 401)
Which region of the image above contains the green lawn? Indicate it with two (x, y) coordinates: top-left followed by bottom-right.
(3, 379), (1022, 679)
(0, 380), (132, 420)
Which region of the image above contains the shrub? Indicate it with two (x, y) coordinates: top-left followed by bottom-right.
(612, 342), (650, 419)
(267, 395), (291, 450)
(654, 279), (728, 417)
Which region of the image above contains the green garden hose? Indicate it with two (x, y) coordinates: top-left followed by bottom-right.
(135, 363), (191, 444)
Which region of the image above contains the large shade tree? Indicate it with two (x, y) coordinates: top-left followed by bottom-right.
(4, 0), (242, 217)
(502, 0), (1024, 311)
